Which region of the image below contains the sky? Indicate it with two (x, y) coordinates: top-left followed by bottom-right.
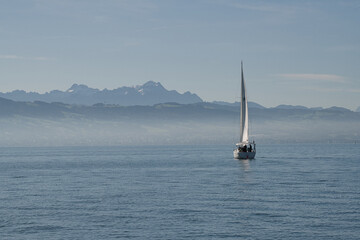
(0, 0), (359, 110)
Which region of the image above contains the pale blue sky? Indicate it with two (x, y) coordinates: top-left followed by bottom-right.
(1, 0), (359, 109)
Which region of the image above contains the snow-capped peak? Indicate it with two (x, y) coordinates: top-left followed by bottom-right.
(66, 84), (99, 94)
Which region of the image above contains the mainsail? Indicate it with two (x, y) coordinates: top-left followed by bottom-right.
(239, 62), (249, 144)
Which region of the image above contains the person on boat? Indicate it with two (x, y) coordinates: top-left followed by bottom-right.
(238, 146), (241, 152)
(249, 145), (252, 152)
(243, 145), (247, 152)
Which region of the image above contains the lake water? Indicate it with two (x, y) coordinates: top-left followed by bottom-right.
(1, 144), (359, 239)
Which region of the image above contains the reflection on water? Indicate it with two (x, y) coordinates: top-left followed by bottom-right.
(236, 159), (254, 184)
(238, 159), (251, 172)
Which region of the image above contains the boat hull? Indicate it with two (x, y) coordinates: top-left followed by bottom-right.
(233, 149), (256, 159)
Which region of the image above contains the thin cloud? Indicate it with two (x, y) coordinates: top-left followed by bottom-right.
(0, 55), (50, 61)
(301, 87), (342, 93)
(0, 55), (25, 60)
(301, 86), (360, 93)
(277, 74), (346, 83)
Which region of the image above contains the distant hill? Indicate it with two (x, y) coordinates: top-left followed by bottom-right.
(212, 101), (266, 109)
(0, 97), (358, 122)
(274, 104), (309, 110)
(0, 81), (203, 106)
(0, 98), (359, 146)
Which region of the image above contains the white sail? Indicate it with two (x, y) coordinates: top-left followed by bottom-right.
(239, 62), (249, 145)
(234, 62), (256, 159)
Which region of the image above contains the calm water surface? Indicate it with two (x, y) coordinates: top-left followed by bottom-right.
(0, 144), (359, 239)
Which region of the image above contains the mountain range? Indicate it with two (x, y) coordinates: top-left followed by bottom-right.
(0, 81), (202, 106)
(0, 96), (359, 146)
(0, 81), (359, 146)
(2, 81), (358, 112)
(0, 95), (358, 121)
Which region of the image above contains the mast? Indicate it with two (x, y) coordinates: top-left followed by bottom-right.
(239, 61), (249, 144)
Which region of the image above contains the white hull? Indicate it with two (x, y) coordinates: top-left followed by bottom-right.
(233, 149), (256, 159)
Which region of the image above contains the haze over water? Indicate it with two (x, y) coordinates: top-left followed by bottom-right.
(1, 144), (359, 239)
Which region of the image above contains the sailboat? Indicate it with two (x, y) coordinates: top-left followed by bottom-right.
(233, 62), (256, 159)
